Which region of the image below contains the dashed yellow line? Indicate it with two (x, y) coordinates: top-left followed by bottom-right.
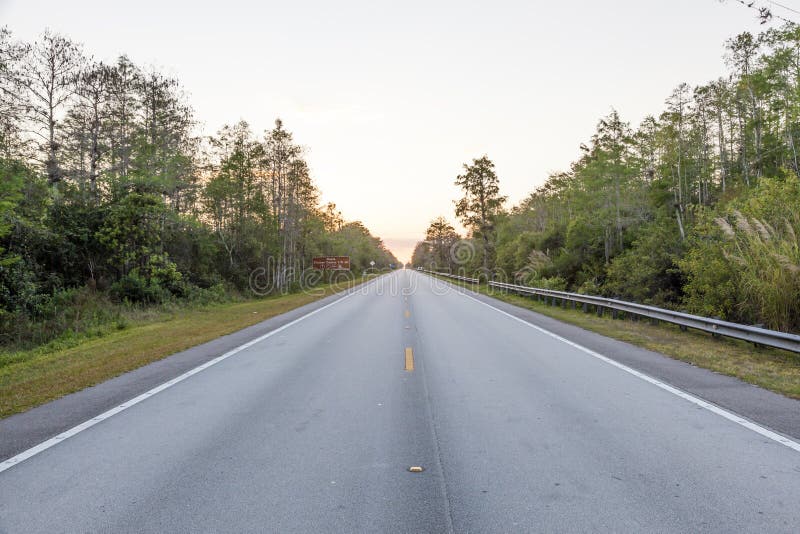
(404, 347), (414, 371)
(404, 310), (410, 318)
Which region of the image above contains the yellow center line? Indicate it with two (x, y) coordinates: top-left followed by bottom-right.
(404, 347), (414, 371)
(404, 310), (410, 318)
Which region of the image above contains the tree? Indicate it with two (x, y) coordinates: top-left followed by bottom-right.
(327, 221), (398, 271)
(96, 193), (182, 302)
(0, 27), (403, 348)
(105, 55), (140, 192)
(411, 241), (433, 269)
(0, 27), (27, 161)
(19, 30), (83, 186)
(424, 216), (460, 271)
(454, 156), (506, 271)
(261, 119), (315, 289)
(320, 202), (344, 232)
(726, 32), (764, 186)
(132, 68), (196, 209)
(62, 61), (113, 202)
(0, 158), (22, 264)
(202, 121), (267, 281)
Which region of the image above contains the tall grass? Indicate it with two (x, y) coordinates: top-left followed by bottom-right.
(717, 211), (800, 332)
(0, 283), (232, 354)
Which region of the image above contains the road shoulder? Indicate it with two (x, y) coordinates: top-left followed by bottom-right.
(430, 275), (800, 442)
(0, 285), (365, 462)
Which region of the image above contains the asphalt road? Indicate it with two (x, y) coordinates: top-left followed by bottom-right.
(1, 270), (799, 533)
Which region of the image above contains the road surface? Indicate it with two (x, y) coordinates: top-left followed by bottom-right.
(1, 270), (799, 533)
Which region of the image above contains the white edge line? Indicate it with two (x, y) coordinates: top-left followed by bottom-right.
(0, 278), (380, 474)
(425, 273), (800, 454)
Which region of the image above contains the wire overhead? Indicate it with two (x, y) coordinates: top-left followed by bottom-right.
(723, 0), (798, 24)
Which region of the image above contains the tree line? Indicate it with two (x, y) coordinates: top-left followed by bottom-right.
(0, 28), (397, 347)
(413, 25), (800, 333)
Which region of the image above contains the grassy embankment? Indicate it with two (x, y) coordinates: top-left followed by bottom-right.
(0, 278), (373, 419)
(434, 275), (800, 400)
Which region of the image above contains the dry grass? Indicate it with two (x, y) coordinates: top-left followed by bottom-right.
(0, 280), (368, 418)
(441, 276), (800, 400)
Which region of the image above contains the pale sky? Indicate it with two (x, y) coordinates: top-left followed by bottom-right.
(0, 0), (789, 262)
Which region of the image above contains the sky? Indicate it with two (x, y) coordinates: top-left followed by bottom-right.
(0, 0), (792, 262)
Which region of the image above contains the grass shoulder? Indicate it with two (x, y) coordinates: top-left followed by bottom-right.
(0, 278), (373, 419)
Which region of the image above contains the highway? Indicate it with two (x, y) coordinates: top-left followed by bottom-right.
(1, 270), (799, 533)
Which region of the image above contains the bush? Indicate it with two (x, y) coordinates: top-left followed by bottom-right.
(110, 272), (171, 304)
(680, 178), (800, 332)
(679, 218), (739, 320)
(604, 220), (685, 306)
(0, 259), (52, 317)
(576, 279), (602, 295)
(525, 275), (568, 291)
(0, 286), (122, 349)
(183, 283), (230, 305)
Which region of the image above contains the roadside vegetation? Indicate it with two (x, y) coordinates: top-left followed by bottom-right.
(0, 28), (397, 358)
(413, 25), (800, 335)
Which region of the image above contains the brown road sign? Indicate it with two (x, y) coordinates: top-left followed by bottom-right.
(312, 256), (350, 270)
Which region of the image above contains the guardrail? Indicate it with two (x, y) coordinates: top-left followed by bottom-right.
(419, 269), (800, 354)
(423, 271), (479, 284)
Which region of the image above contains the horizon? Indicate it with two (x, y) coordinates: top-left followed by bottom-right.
(0, 0), (784, 262)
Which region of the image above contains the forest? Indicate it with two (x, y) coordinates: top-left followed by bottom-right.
(413, 25), (800, 334)
(0, 28), (397, 349)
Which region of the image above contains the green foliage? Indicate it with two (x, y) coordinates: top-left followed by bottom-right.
(679, 230), (739, 320)
(0, 259), (52, 317)
(495, 230), (537, 279)
(423, 216), (460, 271)
(325, 222), (397, 272)
(454, 156), (507, 270)
(95, 192), (183, 305)
(681, 178), (800, 331)
(435, 28), (800, 333)
(605, 221), (685, 305)
(109, 272), (170, 304)
(526, 275), (568, 291)
(161, 216), (221, 288)
(0, 286), (122, 348)
(454, 156), (506, 231)
(0, 158), (23, 263)
(0, 29), (398, 351)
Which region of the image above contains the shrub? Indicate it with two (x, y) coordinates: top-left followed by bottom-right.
(680, 178), (800, 332)
(183, 283), (230, 305)
(604, 220), (685, 306)
(0, 286), (122, 349)
(110, 272), (170, 304)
